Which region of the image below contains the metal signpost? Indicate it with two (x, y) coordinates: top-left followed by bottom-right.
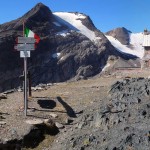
(14, 22), (40, 116)
(15, 37), (35, 116)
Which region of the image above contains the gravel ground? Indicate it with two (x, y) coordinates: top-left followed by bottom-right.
(1, 69), (150, 150)
(0, 76), (116, 150)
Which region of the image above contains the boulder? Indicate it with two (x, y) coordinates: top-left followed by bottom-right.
(25, 119), (44, 125)
(44, 119), (56, 129)
(55, 122), (64, 129)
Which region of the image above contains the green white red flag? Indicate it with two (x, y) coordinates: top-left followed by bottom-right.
(24, 27), (40, 43)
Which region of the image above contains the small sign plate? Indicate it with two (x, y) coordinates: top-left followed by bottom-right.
(20, 51), (30, 58)
(17, 37), (35, 43)
(15, 44), (35, 51)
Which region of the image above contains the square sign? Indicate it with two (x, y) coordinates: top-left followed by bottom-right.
(20, 51), (30, 58)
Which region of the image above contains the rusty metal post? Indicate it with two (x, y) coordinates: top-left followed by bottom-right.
(23, 71), (25, 103)
(28, 71), (32, 97)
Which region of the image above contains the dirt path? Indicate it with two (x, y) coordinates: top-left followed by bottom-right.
(0, 76), (118, 149)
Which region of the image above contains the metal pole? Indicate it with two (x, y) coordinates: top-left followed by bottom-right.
(24, 57), (28, 116)
(28, 71), (32, 97)
(23, 71), (25, 109)
(23, 20), (28, 116)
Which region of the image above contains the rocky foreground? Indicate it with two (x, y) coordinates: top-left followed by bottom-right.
(51, 77), (150, 150)
(1, 75), (150, 150)
(0, 76), (112, 150)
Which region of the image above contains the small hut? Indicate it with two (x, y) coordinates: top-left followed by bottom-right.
(142, 29), (150, 68)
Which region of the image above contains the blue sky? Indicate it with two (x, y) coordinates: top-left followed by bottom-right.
(1, 0), (150, 33)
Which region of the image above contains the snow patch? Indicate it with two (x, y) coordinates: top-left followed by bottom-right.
(56, 30), (70, 37)
(53, 12), (101, 42)
(106, 33), (144, 58)
(60, 56), (65, 61)
(52, 53), (61, 58)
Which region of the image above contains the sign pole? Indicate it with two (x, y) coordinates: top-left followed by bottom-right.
(23, 71), (25, 109)
(24, 57), (28, 116)
(23, 21), (28, 116)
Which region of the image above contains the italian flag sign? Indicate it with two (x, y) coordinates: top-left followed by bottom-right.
(24, 27), (40, 43)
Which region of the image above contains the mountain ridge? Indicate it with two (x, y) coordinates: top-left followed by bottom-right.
(105, 27), (144, 58)
(0, 3), (141, 92)
(105, 27), (131, 45)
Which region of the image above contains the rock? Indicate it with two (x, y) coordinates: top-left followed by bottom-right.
(100, 105), (111, 114)
(76, 65), (94, 78)
(77, 122), (85, 129)
(38, 83), (47, 88)
(83, 138), (90, 146)
(49, 113), (58, 118)
(0, 94), (7, 99)
(31, 86), (44, 91)
(0, 121), (6, 125)
(47, 83), (53, 86)
(10, 128), (18, 137)
(25, 119), (44, 125)
(64, 117), (74, 124)
(44, 119), (56, 129)
(3, 89), (15, 94)
(3, 138), (9, 144)
(55, 122), (64, 129)
(31, 87), (36, 91)
(17, 88), (23, 92)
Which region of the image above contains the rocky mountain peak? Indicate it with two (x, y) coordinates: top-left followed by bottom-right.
(23, 3), (52, 21)
(23, 2), (52, 23)
(79, 14), (96, 31)
(0, 3), (53, 33)
(105, 27), (131, 45)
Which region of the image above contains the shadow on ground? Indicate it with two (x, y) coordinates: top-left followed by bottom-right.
(57, 96), (77, 118)
(37, 99), (56, 109)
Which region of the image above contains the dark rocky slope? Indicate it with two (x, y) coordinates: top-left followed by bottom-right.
(0, 3), (136, 92)
(51, 78), (150, 150)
